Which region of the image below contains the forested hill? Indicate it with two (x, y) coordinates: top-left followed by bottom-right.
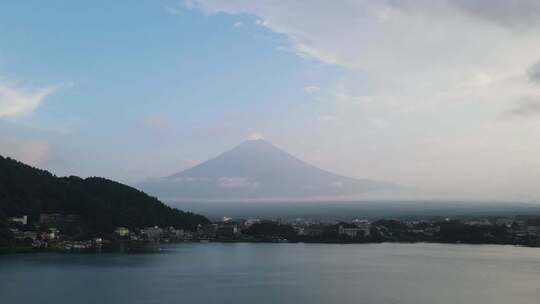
(0, 155), (208, 232)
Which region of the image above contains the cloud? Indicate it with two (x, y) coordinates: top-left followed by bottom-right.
(304, 86), (320, 94)
(0, 136), (51, 166)
(193, 1), (540, 79)
(500, 97), (540, 120)
(217, 177), (258, 189)
(331, 181), (344, 188)
(368, 118), (391, 129)
(453, 0), (540, 29)
(192, 1), (540, 125)
(317, 115), (337, 122)
(169, 177), (211, 183)
(248, 132), (265, 140)
(528, 61), (540, 84)
(233, 21), (243, 28)
(0, 82), (65, 118)
(189, 1), (540, 200)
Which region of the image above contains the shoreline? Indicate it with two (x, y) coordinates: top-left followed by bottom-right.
(2, 239), (538, 255)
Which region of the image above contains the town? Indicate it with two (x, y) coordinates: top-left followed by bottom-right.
(3, 212), (540, 254)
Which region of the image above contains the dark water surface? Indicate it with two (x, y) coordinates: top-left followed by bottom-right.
(1, 243), (539, 304)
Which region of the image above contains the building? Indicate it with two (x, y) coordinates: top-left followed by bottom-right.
(243, 219), (261, 228)
(25, 231), (37, 241)
(465, 219), (492, 226)
(338, 225), (363, 238)
(199, 224), (218, 238)
(424, 226), (440, 236)
(9, 215), (28, 225)
(166, 227), (185, 239)
(216, 225), (239, 238)
(353, 220), (371, 237)
(13, 231), (38, 242)
(115, 227), (130, 237)
(141, 226), (163, 239)
(495, 218), (514, 227)
(302, 225), (324, 237)
(41, 228), (60, 240)
(525, 226), (540, 234)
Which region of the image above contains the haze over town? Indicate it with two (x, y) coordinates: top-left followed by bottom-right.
(2, 1), (540, 201)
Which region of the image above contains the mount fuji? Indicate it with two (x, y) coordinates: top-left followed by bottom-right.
(140, 140), (397, 202)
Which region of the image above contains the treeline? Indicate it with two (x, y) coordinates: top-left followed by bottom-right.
(242, 219), (531, 245)
(0, 155), (208, 242)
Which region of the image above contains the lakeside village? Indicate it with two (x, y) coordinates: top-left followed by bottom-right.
(4, 213), (540, 253)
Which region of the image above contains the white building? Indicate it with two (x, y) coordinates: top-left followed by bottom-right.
(9, 215), (28, 225)
(115, 227), (130, 237)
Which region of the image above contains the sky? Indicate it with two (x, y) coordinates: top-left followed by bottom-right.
(1, 0), (540, 201)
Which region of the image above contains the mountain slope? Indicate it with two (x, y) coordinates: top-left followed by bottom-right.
(0, 155), (208, 233)
(141, 140), (395, 201)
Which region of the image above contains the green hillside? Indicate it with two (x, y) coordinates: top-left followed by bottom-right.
(0, 155), (208, 238)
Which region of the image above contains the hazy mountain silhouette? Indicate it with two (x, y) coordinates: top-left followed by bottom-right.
(140, 140), (396, 201)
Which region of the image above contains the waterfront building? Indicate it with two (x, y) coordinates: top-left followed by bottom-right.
(166, 227), (185, 238)
(243, 219), (261, 228)
(141, 226), (163, 239)
(200, 224), (218, 238)
(41, 228), (60, 240)
(9, 215), (28, 225)
(465, 219), (492, 226)
(216, 225), (239, 238)
(13, 231), (38, 242)
(338, 225), (363, 238)
(115, 227), (130, 237)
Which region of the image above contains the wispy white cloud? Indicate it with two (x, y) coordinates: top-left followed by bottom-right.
(248, 132), (265, 140)
(303, 86), (320, 94)
(0, 81), (68, 118)
(217, 177), (258, 189)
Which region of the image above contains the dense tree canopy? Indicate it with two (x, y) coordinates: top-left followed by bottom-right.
(0, 155), (208, 237)
(244, 222), (296, 239)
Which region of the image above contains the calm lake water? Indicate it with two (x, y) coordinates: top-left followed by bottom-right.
(1, 243), (539, 304)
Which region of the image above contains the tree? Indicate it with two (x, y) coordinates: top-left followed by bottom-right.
(0, 155), (209, 236)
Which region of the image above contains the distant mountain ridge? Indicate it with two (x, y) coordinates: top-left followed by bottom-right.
(141, 140), (396, 202)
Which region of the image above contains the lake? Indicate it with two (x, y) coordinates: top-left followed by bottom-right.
(1, 243), (539, 304)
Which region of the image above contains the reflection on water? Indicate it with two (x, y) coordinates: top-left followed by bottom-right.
(1, 243), (539, 304)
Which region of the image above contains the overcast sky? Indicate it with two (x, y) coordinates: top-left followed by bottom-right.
(2, 1), (540, 201)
